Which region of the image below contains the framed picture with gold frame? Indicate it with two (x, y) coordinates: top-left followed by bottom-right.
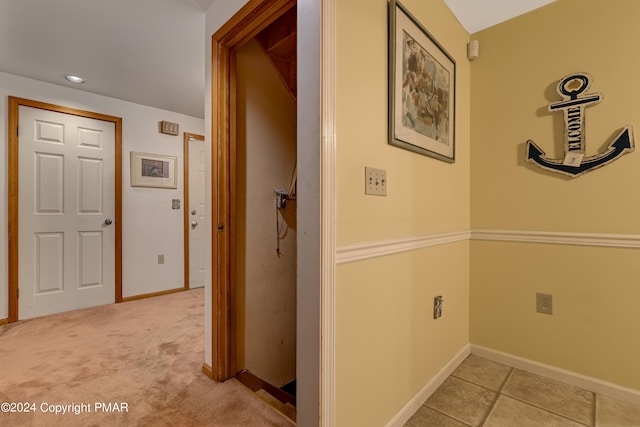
(389, 0), (456, 162)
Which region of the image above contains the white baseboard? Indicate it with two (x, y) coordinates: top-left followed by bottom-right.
(470, 344), (640, 407)
(384, 344), (470, 427)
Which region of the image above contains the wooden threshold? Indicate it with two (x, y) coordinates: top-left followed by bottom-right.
(121, 287), (185, 303)
(235, 370), (296, 407)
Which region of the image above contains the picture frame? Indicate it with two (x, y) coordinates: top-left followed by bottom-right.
(130, 151), (177, 189)
(389, 0), (456, 162)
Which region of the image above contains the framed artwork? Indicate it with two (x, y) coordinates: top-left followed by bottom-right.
(130, 151), (177, 189)
(389, 0), (456, 162)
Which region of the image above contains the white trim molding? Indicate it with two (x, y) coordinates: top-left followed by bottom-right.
(472, 229), (640, 249)
(385, 345), (470, 427)
(336, 229), (640, 266)
(321, 0), (337, 425)
(336, 230), (471, 264)
(471, 344), (640, 407)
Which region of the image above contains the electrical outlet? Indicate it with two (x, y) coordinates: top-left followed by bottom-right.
(434, 295), (443, 319)
(365, 167), (387, 196)
(536, 293), (553, 315)
(158, 254), (165, 265)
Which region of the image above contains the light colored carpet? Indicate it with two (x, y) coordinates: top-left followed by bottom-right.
(0, 289), (293, 426)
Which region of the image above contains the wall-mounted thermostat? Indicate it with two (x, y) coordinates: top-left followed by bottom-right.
(160, 121), (179, 136)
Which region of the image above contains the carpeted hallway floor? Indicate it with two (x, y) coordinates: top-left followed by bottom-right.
(0, 289), (293, 426)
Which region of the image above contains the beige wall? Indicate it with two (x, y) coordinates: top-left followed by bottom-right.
(235, 40), (297, 387)
(335, 0), (471, 424)
(471, 0), (640, 390)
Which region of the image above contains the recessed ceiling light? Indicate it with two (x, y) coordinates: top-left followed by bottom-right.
(65, 75), (85, 84)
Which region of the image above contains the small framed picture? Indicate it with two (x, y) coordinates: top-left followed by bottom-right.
(389, 0), (456, 162)
(130, 151), (177, 189)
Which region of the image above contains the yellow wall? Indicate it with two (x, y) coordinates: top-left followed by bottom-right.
(337, 0), (470, 245)
(471, 0), (640, 390)
(336, 0), (470, 424)
(471, 242), (640, 388)
(337, 244), (469, 425)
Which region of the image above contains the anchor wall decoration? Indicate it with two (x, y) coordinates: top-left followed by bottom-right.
(525, 72), (634, 177)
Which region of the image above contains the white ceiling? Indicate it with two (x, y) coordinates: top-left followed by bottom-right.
(195, 0), (216, 11)
(0, 0), (556, 120)
(444, 0), (556, 34)
(0, 0), (207, 118)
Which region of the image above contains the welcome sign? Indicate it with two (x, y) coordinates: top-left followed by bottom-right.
(526, 73), (634, 177)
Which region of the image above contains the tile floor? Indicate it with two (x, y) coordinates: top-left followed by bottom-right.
(405, 355), (640, 427)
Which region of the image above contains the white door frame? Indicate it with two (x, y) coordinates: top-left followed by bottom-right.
(316, 0), (337, 423)
(183, 132), (205, 290)
(7, 96), (123, 323)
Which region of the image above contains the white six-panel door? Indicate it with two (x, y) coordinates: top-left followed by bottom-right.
(188, 136), (206, 289)
(18, 106), (115, 319)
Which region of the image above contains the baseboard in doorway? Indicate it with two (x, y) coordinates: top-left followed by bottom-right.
(0, 318), (8, 326)
(121, 287), (185, 303)
(470, 344), (640, 407)
(202, 363), (214, 379)
(384, 344), (470, 427)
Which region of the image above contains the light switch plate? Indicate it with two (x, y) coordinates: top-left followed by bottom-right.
(160, 120), (179, 136)
(365, 167), (387, 196)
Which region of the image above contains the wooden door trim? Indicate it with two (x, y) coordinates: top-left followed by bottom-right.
(210, 0), (296, 382)
(7, 96), (123, 322)
(183, 132), (205, 291)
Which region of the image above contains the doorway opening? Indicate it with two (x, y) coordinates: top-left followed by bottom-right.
(183, 132), (206, 291)
(208, 0), (298, 415)
(234, 10), (298, 415)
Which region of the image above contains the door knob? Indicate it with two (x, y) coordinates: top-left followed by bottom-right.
(191, 210), (197, 215)
(105, 219), (113, 225)
(191, 221), (198, 228)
